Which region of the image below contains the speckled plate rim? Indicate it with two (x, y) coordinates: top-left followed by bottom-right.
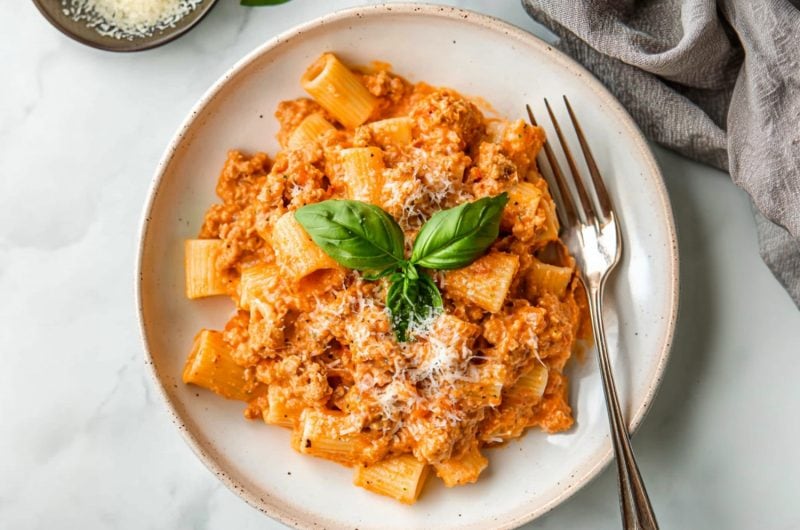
(136, 4), (679, 528)
(32, 0), (219, 53)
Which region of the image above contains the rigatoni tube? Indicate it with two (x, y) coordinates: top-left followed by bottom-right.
(271, 212), (339, 281)
(526, 259), (573, 299)
(182, 329), (263, 401)
(340, 146), (385, 205)
(353, 455), (430, 504)
(444, 252), (520, 313)
(288, 113), (336, 149)
(434, 444), (488, 487)
(301, 53), (377, 129)
(184, 239), (229, 299)
(365, 116), (413, 146)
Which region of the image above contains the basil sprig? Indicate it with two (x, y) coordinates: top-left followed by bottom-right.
(386, 271), (444, 342)
(295, 193), (508, 341)
(411, 195), (509, 269)
(294, 200), (405, 272)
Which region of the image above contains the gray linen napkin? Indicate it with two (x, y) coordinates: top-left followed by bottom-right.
(521, 0), (800, 307)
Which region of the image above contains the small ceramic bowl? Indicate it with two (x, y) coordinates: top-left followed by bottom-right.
(32, 0), (218, 52)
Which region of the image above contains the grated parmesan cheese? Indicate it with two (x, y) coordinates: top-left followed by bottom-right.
(408, 334), (479, 395)
(61, 0), (203, 40)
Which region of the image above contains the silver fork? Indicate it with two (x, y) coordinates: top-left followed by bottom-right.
(526, 98), (659, 530)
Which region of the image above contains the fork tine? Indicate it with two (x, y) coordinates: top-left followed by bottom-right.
(543, 98), (597, 225)
(525, 104), (578, 229)
(563, 96), (614, 222)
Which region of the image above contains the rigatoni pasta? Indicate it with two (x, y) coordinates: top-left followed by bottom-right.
(301, 53), (377, 128)
(271, 211), (339, 281)
(182, 53), (588, 504)
(362, 116), (413, 146)
(339, 146), (385, 204)
(444, 251), (520, 313)
(184, 239), (229, 299)
(287, 113), (336, 149)
(298, 409), (361, 465)
(182, 329), (263, 401)
(434, 444), (488, 487)
(504, 363), (549, 406)
(239, 262), (282, 311)
(526, 259), (574, 299)
(354, 455), (430, 504)
(263, 385), (302, 428)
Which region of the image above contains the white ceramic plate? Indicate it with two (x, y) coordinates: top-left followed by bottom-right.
(137, 5), (678, 529)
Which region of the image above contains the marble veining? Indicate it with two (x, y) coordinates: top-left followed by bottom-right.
(1, 1), (798, 529)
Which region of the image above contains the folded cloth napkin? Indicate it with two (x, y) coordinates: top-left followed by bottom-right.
(521, 0), (800, 308)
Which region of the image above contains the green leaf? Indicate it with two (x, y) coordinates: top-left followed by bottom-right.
(294, 200), (405, 272)
(410, 193), (509, 269)
(361, 265), (399, 281)
(387, 272), (443, 342)
(240, 0), (291, 5)
(295, 194), (506, 341)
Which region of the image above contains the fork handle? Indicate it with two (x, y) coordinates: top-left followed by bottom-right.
(588, 282), (659, 530)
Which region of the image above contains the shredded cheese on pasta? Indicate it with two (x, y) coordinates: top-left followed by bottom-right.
(182, 54), (589, 504)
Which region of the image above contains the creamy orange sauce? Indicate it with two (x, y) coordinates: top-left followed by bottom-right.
(194, 63), (589, 492)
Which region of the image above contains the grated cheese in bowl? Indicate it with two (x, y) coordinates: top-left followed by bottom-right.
(61, 0), (205, 40)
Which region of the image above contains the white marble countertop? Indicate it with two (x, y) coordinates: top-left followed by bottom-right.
(2, 1), (799, 528)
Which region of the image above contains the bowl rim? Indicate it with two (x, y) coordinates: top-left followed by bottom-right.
(31, 0), (219, 53)
(136, 3), (679, 528)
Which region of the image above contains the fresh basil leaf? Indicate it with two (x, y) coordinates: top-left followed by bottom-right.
(410, 193), (509, 269)
(387, 277), (415, 342)
(402, 261), (419, 280)
(361, 265), (400, 281)
(295, 200), (405, 272)
(418, 274), (444, 312)
(240, 0), (291, 5)
(386, 272), (443, 342)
